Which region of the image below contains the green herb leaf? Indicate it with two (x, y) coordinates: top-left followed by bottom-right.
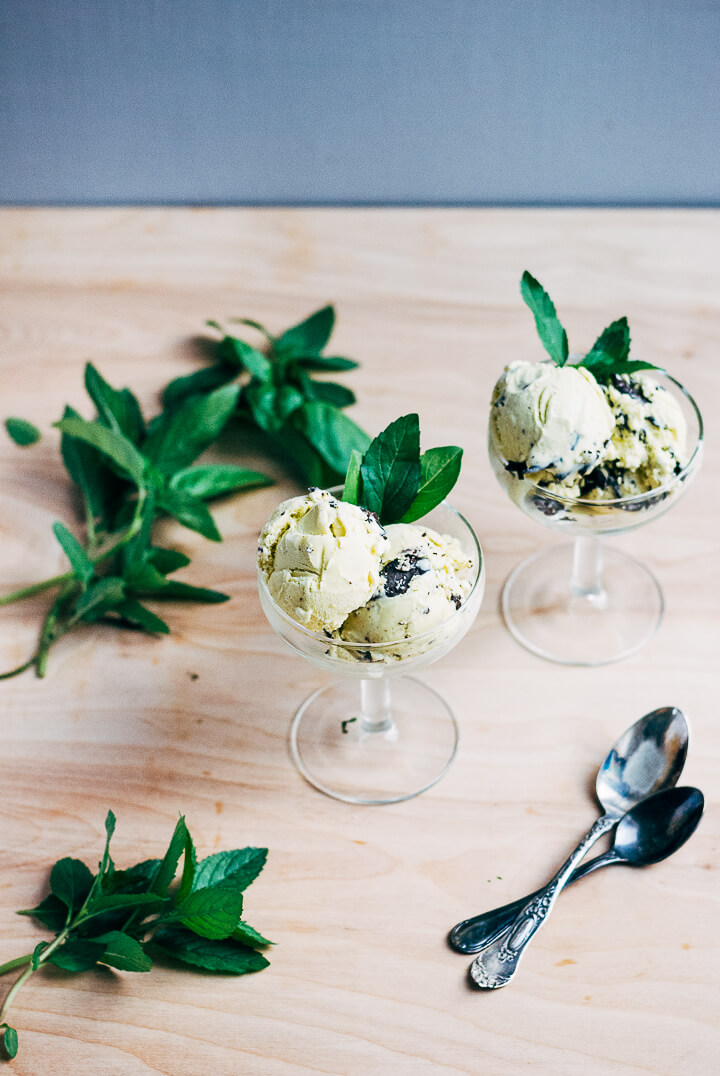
(95, 931), (152, 973)
(170, 465), (272, 501)
(304, 380), (356, 408)
(90, 810), (116, 898)
(155, 486), (222, 542)
(163, 364), (238, 411)
(231, 921), (273, 948)
(150, 927), (270, 974)
(275, 305), (335, 357)
(73, 577), (126, 622)
(84, 891), (169, 916)
(146, 547), (191, 575)
(192, 848), (268, 893)
(101, 859), (162, 894)
(150, 816), (188, 898)
(579, 316), (661, 381)
(124, 562), (229, 604)
(55, 416), (146, 487)
(59, 405), (112, 529)
(52, 521), (95, 586)
(112, 598), (170, 635)
(292, 401), (371, 477)
(169, 887), (244, 940)
(244, 381), (278, 432)
(360, 413), (421, 523)
(341, 448), (363, 505)
(17, 893), (68, 932)
(520, 270), (569, 367)
(84, 363), (145, 444)
(226, 316), (275, 344)
(5, 417), (41, 446)
(177, 830), (197, 904)
(296, 355), (358, 372)
(49, 857), (94, 914)
(399, 446), (463, 523)
(143, 384), (240, 475)
(47, 938), (106, 972)
(268, 426), (332, 487)
(219, 337), (272, 380)
(1, 1025), (18, 1059)
(30, 941), (49, 970)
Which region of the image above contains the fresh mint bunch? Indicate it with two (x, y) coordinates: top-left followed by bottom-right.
(0, 362), (272, 680)
(164, 304), (369, 487)
(520, 270), (661, 381)
(0, 812), (271, 1061)
(341, 413), (463, 524)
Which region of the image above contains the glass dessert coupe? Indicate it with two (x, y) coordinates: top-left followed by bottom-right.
(488, 371), (703, 665)
(257, 497), (484, 804)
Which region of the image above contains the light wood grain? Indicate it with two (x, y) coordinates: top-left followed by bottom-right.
(0, 208), (718, 1076)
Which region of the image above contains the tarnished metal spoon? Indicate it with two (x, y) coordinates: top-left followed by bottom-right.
(451, 785), (703, 954)
(468, 706), (688, 988)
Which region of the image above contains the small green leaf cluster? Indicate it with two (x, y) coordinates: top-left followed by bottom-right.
(520, 271), (661, 381)
(1, 362), (273, 679)
(0, 812), (271, 1060)
(341, 413), (463, 524)
(163, 305), (369, 487)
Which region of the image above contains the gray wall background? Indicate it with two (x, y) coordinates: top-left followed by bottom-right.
(1, 0), (719, 205)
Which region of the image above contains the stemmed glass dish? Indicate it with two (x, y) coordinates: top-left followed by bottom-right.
(488, 372), (703, 665)
(258, 498), (484, 804)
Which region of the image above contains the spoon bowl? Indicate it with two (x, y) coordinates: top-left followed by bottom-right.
(596, 705), (688, 816)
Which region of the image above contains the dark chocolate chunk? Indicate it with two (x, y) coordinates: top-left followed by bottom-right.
(505, 460), (527, 478)
(610, 374), (651, 403)
(380, 551), (430, 597)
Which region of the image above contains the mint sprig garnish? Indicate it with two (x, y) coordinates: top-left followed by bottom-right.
(164, 304), (369, 488)
(520, 271), (662, 382)
(520, 270), (569, 367)
(0, 362), (272, 680)
(341, 414), (463, 524)
(4, 417), (41, 447)
(0, 812), (271, 1061)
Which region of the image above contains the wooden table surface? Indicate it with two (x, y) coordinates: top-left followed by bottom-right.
(0, 208), (718, 1075)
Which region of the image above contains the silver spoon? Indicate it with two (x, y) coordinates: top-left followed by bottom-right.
(452, 784), (702, 954)
(469, 705), (688, 989)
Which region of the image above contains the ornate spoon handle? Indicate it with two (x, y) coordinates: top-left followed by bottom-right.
(470, 813), (617, 989)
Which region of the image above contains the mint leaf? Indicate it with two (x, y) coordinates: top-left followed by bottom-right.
(226, 316), (275, 344)
(145, 547), (191, 575)
(304, 381), (355, 408)
(17, 893), (68, 932)
(124, 562), (229, 604)
(52, 521), (95, 586)
(85, 892), (169, 915)
(220, 337), (272, 380)
(360, 413), (421, 523)
(101, 859), (162, 894)
(155, 486), (222, 542)
(84, 364), (145, 445)
(151, 927), (270, 974)
(59, 405), (113, 528)
(579, 316), (660, 382)
(150, 816), (188, 898)
(170, 465), (272, 501)
(231, 921), (273, 948)
(399, 446), (462, 523)
(341, 448), (363, 505)
(72, 577), (126, 622)
(177, 830), (197, 904)
(296, 355), (358, 372)
(163, 364), (238, 411)
(244, 382), (279, 432)
(169, 887), (244, 940)
(49, 858), (94, 914)
(520, 271), (569, 367)
(96, 932), (152, 973)
(193, 848), (268, 893)
(55, 416), (146, 487)
(1, 1025), (19, 1059)
(275, 305), (335, 357)
(31, 941), (49, 970)
(292, 401), (370, 477)
(47, 938), (106, 972)
(112, 598), (170, 635)
(143, 384), (240, 475)
(5, 417), (40, 446)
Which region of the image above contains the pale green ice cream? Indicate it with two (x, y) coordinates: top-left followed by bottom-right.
(258, 487), (389, 632)
(339, 523), (475, 648)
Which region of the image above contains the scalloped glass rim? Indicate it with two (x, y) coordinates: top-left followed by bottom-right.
(491, 370), (703, 510)
(256, 498), (484, 653)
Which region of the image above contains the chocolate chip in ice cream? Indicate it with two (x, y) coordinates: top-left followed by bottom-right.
(379, 551), (431, 598)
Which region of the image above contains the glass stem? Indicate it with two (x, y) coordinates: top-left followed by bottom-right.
(359, 678), (393, 735)
(570, 535), (605, 600)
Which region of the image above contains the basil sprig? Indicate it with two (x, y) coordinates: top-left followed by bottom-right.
(342, 413), (463, 524)
(0, 813), (271, 1060)
(519, 270), (662, 382)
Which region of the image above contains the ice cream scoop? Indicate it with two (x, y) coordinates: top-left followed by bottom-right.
(339, 523), (475, 648)
(490, 360), (614, 479)
(257, 487), (388, 632)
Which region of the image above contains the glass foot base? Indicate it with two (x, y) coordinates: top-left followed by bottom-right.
(290, 677), (459, 804)
(502, 544), (664, 666)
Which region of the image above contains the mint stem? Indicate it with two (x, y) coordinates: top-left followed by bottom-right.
(0, 956), (33, 978)
(0, 928), (69, 1030)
